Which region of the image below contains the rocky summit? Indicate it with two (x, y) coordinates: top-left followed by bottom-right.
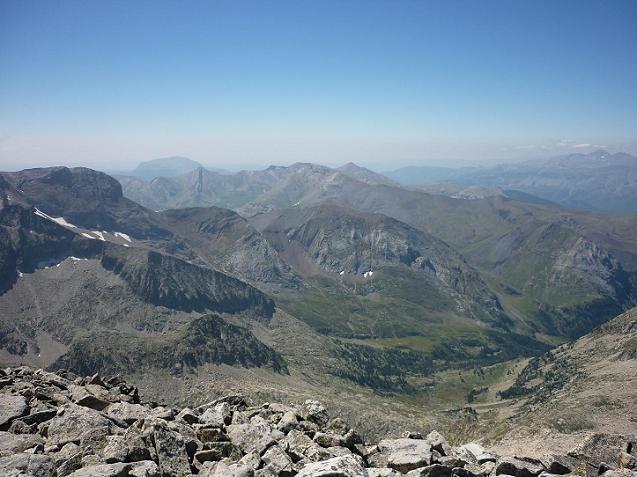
(1, 367), (636, 477)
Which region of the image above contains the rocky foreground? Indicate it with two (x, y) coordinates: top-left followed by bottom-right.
(0, 367), (635, 477)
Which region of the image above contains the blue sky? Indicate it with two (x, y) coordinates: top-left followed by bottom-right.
(1, 0), (636, 170)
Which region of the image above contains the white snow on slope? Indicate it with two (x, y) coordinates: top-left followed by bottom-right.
(81, 232), (96, 239)
(93, 231), (106, 241)
(34, 208), (77, 228)
(114, 232), (132, 242)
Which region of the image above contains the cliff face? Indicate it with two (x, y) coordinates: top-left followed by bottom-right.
(0, 367), (636, 477)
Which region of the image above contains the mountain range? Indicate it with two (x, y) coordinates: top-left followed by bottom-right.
(385, 150), (637, 213)
(1, 159), (636, 443)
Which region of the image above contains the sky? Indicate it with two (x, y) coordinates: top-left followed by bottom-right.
(1, 0), (636, 171)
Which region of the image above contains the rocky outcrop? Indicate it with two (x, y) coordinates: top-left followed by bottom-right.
(1, 367), (635, 477)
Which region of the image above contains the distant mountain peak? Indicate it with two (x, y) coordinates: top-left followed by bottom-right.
(130, 156), (205, 180)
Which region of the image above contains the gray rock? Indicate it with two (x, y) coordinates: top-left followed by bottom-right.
(67, 462), (130, 477)
(407, 464), (453, 477)
(568, 434), (629, 472)
(300, 400), (329, 427)
(47, 403), (113, 445)
(103, 434), (152, 463)
(105, 402), (149, 424)
(201, 402), (232, 427)
(200, 460), (254, 477)
(0, 453), (56, 477)
(314, 432), (348, 448)
(227, 418), (276, 455)
(152, 422), (191, 477)
(280, 429), (333, 463)
(262, 444), (295, 476)
(495, 457), (544, 477)
(367, 469), (403, 477)
(74, 392), (111, 411)
(0, 394), (28, 428)
(0, 431), (44, 457)
(176, 407), (200, 425)
(539, 454), (580, 475)
(376, 438), (433, 473)
(296, 454), (367, 476)
(129, 460), (161, 477)
(277, 411), (299, 434)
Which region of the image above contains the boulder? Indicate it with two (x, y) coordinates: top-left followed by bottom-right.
(0, 394), (28, 428)
(300, 400), (329, 426)
(0, 431), (44, 457)
(105, 402), (149, 424)
(495, 457), (544, 477)
(152, 422), (191, 477)
(226, 419), (276, 455)
(407, 464), (453, 477)
(200, 402), (232, 427)
(296, 454), (367, 476)
(199, 460), (254, 477)
(376, 438), (433, 473)
(0, 453), (56, 477)
(67, 462), (130, 477)
(47, 403), (113, 445)
(261, 444), (295, 476)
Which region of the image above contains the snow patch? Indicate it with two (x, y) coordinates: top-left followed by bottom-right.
(34, 208), (77, 228)
(114, 232), (132, 242)
(17, 270), (23, 278)
(81, 232), (96, 240)
(339, 270), (345, 276)
(93, 231), (106, 241)
(363, 271), (374, 278)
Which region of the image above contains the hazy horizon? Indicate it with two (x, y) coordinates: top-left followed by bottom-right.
(2, 0), (636, 171)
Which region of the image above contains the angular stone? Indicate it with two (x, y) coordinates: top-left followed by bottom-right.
(105, 402), (149, 424)
(377, 438), (433, 473)
(280, 429), (334, 463)
(568, 434), (630, 472)
(262, 444), (294, 476)
(0, 394), (28, 428)
(368, 469), (403, 477)
(300, 400), (329, 426)
(103, 435), (152, 463)
(314, 432), (348, 448)
(196, 442), (242, 463)
(197, 426), (229, 443)
(226, 418), (275, 455)
(75, 393), (111, 411)
(277, 411), (299, 434)
(153, 422), (191, 477)
(201, 402), (232, 427)
(454, 443), (497, 464)
(0, 453), (56, 477)
(129, 460), (161, 477)
(176, 407), (200, 425)
(67, 462), (130, 477)
(200, 460), (254, 477)
(495, 457), (544, 477)
(47, 403), (113, 445)
(296, 454), (367, 477)
(0, 431), (44, 457)
(407, 464), (453, 477)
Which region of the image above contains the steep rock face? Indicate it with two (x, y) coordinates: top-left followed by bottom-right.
(1, 367), (635, 477)
(159, 207), (298, 287)
(101, 244), (275, 316)
(253, 204), (505, 324)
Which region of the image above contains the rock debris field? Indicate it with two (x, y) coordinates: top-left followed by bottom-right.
(0, 367), (636, 477)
